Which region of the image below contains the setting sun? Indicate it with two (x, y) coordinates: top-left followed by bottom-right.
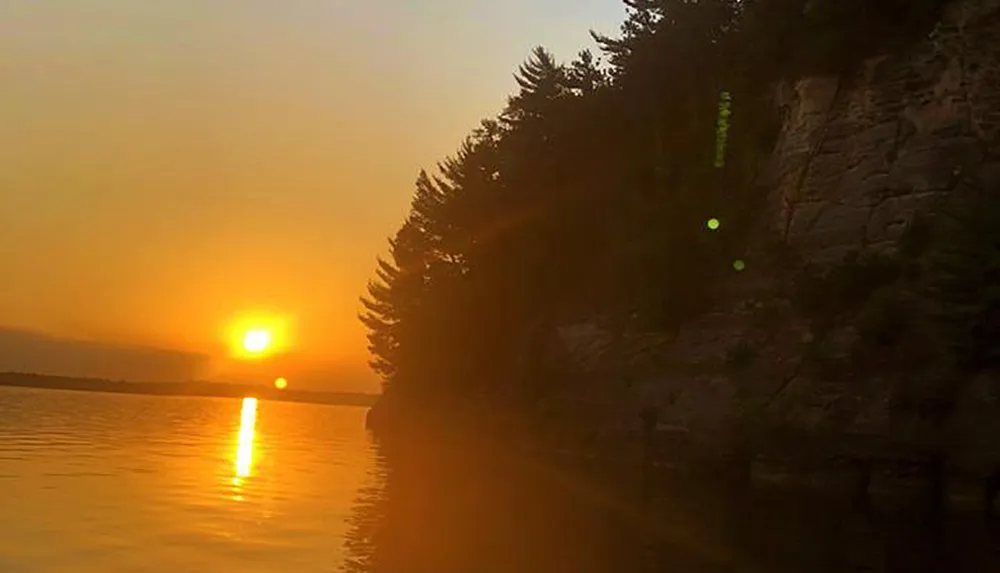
(224, 312), (294, 360)
(242, 329), (272, 354)
(274, 377), (288, 390)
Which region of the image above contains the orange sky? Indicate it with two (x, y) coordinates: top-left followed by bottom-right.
(0, 1), (624, 392)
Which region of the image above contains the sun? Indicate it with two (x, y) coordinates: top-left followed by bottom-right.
(274, 377), (288, 390)
(223, 312), (293, 359)
(242, 329), (272, 354)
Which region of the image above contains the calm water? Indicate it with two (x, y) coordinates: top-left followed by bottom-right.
(2, 386), (998, 573)
(0, 386), (379, 572)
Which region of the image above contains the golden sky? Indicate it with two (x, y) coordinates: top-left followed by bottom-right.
(0, 1), (624, 392)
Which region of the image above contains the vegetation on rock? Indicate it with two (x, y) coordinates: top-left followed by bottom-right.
(360, 0), (953, 433)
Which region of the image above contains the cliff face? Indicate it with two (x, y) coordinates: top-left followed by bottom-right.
(767, 0), (1000, 265)
(551, 0), (1000, 470)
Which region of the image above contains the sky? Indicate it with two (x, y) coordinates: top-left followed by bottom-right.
(0, 1), (626, 392)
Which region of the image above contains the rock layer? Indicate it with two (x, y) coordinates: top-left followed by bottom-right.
(551, 0), (1000, 475)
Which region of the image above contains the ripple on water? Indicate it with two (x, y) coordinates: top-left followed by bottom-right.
(0, 387), (377, 572)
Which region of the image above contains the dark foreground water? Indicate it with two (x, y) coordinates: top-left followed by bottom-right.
(1, 386), (997, 572)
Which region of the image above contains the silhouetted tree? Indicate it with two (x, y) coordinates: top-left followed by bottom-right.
(361, 0), (949, 426)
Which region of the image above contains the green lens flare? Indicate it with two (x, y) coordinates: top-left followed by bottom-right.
(733, 259), (746, 271)
(707, 218), (721, 230)
(715, 91), (732, 168)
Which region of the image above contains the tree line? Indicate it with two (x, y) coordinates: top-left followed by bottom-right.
(360, 0), (950, 423)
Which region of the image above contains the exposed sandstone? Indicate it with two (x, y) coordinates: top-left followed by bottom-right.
(548, 0), (1000, 477)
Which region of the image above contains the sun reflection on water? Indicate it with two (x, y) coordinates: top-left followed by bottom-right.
(234, 397), (257, 484)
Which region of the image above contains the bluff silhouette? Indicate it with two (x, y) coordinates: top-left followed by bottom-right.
(361, 0), (1000, 516)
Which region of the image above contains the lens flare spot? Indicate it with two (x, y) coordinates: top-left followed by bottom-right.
(707, 218), (721, 231)
(733, 259), (746, 272)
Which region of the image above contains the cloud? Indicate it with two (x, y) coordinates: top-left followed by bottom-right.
(0, 327), (208, 382)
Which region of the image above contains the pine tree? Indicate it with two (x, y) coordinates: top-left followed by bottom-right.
(360, 0), (952, 423)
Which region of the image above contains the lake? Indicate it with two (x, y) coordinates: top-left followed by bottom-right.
(0, 385), (689, 573)
(2, 385), (998, 573)
(0, 386), (377, 572)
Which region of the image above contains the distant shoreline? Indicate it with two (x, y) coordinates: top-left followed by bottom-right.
(0, 372), (378, 407)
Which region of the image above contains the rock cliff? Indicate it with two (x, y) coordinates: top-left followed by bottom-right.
(550, 0), (1000, 474)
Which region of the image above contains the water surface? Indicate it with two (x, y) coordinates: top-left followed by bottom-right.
(3, 386), (998, 573)
(0, 386), (377, 572)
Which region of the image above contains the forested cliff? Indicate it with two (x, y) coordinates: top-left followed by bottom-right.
(360, 0), (1000, 475)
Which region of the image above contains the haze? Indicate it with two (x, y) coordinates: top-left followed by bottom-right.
(0, 1), (624, 392)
